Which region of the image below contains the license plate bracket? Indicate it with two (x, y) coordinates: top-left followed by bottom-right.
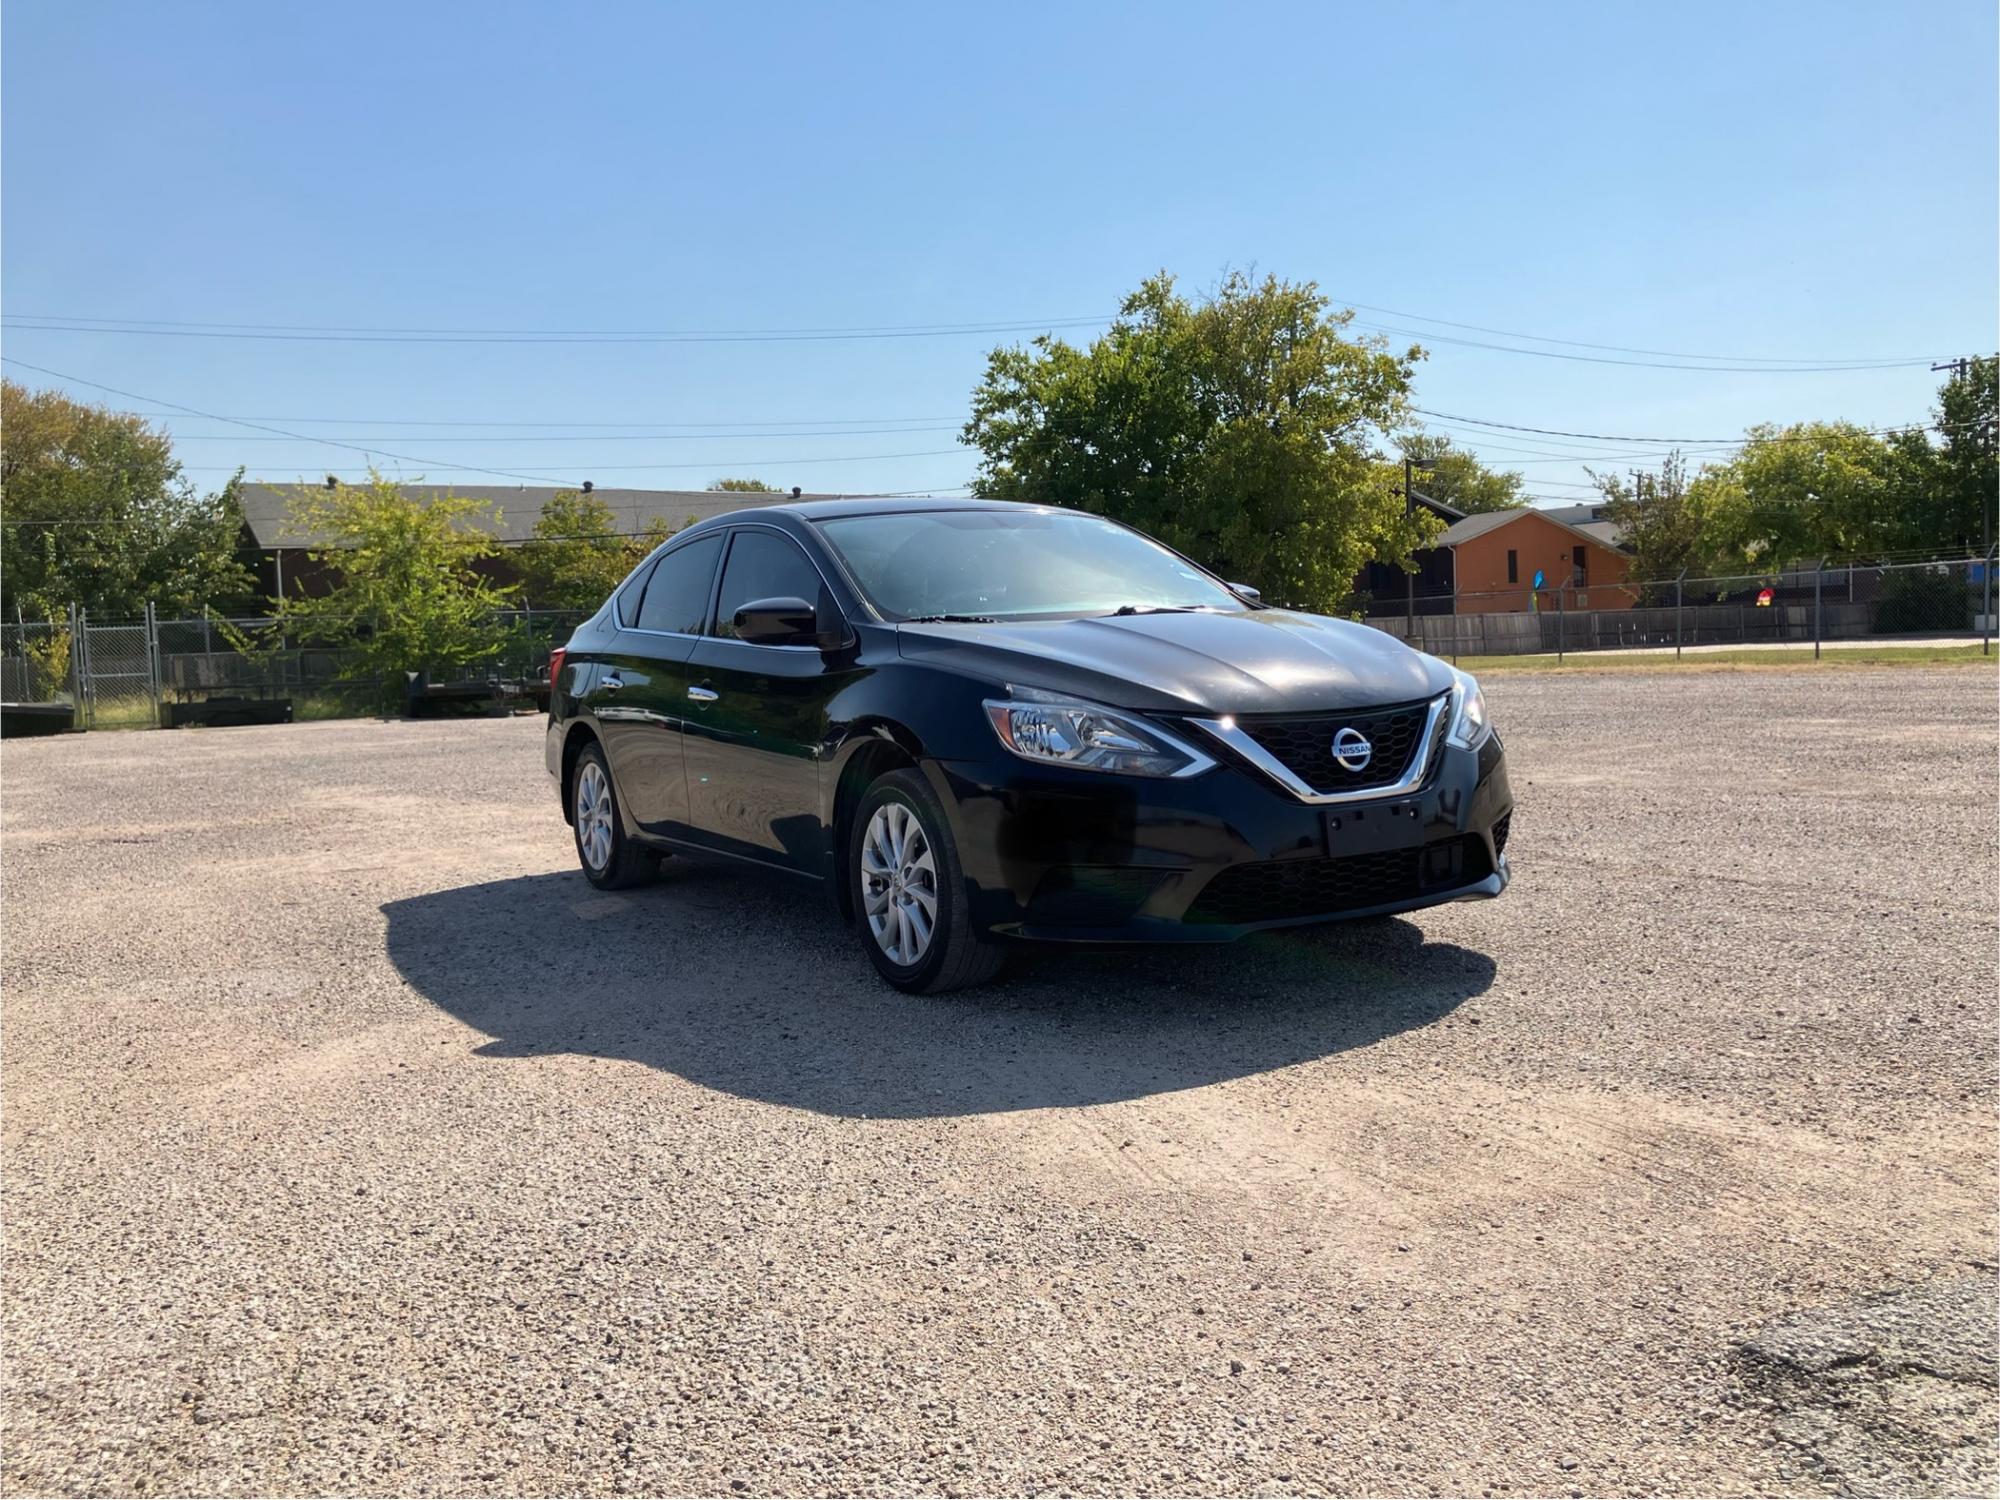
(1323, 801), (1424, 856)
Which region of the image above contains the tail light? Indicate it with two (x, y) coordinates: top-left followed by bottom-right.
(548, 646), (567, 691)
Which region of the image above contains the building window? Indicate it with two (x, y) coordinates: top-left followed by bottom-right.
(1506, 548), (1518, 584)
(1573, 544), (1588, 587)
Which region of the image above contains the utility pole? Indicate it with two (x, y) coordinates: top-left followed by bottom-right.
(1404, 455), (1415, 642)
(1402, 454), (1437, 644)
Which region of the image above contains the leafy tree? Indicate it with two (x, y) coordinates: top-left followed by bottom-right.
(515, 489), (671, 609)
(1888, 357), (1997, 553)
(963, 271), (1430, 612)
(18, 623), (72, 698)
(1598, 378), (1994, 581)
(269, 474), (515, 707)
(1691, 422), (1902, 570)
(708, 477), (781, 492)
(0, 380), (255, 618)
(1393, 433), (1525, 514)
(1589, 453), (1729, 590)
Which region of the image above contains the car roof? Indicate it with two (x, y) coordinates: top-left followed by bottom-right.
(757, 495), (1046, 523)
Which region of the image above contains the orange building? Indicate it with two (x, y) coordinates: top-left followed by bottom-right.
(1435, 506), (1636, 613)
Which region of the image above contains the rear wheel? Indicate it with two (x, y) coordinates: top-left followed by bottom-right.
(851, 769), (1003, 994)
(572, 744), (661, 890)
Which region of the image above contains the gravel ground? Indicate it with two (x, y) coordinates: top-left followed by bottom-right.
(3, 666), (1994, 1497)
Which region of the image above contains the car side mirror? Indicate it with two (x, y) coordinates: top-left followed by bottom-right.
(733, 595), (818, 645)
(1228, 582), (1262, 603)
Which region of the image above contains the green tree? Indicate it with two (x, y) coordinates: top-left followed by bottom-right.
(1694, 422), (1902, 570)
(515, 489), (671, 609)
(708, 477), (781, 492)
(963, 271), (1430, 612)
(0, 380), (255, 618)
(1888, 357), (1998, 553)
(270, 474), (515, 708)
(1393, 433), (1525, 514)
(1590, 452), (1727, 589)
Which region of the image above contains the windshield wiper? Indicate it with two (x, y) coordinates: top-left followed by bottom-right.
(904, 613), (998, 624)
(1110, 604), (1207, 617)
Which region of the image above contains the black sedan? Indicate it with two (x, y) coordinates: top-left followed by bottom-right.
(546, 497), (1512, 992)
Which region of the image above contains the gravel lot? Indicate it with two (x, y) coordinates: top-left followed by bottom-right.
(4, 666), (1994, 1497)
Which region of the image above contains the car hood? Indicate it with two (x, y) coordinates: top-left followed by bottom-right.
(895, 609), (1452, 715)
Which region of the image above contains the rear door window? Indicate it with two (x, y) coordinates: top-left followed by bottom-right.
(634, 534), (723, 635)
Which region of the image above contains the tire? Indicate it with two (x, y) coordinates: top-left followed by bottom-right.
(850, 768), (1004, 994)
(571, 743), (661, 891)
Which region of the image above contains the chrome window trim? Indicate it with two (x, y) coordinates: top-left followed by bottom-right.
(620, 625), (704, 643)
(1189, 692), (1451, 806)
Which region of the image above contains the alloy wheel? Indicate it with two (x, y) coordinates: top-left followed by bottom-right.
(860, 801), (938, 965)
(575, 760), (615, 871)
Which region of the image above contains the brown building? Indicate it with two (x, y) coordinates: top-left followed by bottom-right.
(1433, 504), (1634, 614)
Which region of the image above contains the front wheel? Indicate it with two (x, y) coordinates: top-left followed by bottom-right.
(850, 769), (1003, 994)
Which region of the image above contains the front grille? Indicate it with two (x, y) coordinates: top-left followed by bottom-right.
(1185, 836), (1492, 926)
(1025, 866), (1166, 927)
(1491, 811), (1512, 857)
(1235, 696), (1444, 795)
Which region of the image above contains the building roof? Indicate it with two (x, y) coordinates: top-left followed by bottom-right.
(1407, 489), (1466, 524)
(1433, 504), (1627, 552)
(1535, 502), (1626, 548)
(235, 482), (848, 549)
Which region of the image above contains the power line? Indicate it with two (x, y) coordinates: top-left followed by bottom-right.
(12, 300), (1972, 369)
(16, 309), (1953, 371)
(0, 357), (971, 484)
(1410, 406), (1987, 446)
(1358, 321), (1951, 372)
(0, 314), (1112, 346)
(178, 448), (968, 475)
(157, 425), (960, 444)
(1334, 295), (1955, 367)
(124, 412), (961, 428)
(2, 357), (567, 484)
(3, 487), (980, 530)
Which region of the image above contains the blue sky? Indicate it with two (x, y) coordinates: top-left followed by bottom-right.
(4, 0), (1995, 508)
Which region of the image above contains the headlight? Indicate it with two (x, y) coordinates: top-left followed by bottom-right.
(1447, 668), (1492, 750)
(982, 687), (1215, 778)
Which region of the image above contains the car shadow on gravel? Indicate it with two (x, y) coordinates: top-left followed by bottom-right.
(383, 861), (1497, 1118)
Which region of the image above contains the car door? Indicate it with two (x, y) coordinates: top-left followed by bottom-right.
(586, 532), (723, 837)
(681, 526), (851, 874)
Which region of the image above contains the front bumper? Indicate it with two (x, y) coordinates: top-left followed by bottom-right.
(929, 730), (1513, 943)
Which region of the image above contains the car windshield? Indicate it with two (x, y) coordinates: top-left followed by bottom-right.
(815, 507), (1246, 622)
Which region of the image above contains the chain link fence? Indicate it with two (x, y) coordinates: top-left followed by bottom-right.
(9, 556), (1992, 732)
(5, 607), (589, 731)
(1364, 557), (1996, 660)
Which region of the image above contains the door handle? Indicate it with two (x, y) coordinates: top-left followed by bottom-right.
(687, 685), (719, 703)
(601, 674), (624, 692)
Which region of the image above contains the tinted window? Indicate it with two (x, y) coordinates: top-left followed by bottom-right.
(815, 508), (1242, 621)
(614, 558), (656, 627)
(713, 530), (825, 639)
(634, 534), (722, 634)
